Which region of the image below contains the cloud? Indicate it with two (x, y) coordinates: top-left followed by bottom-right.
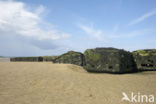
(77, 22), (153, 43)
(0, 0), (12, 1)
(77, 21), (154, 44)
(0, 1), (71, 40)
(108, 28), (154, 38)
(35, 5), (45, 15)
(77, 24), (103, 41)
(0, 0), (72, 56)
(0, 31), (70, 56)
(128, 9), (156, 26)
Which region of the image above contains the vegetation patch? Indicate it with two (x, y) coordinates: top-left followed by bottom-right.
(133, 49), (156, 70)
(83, 48), (137, 73)
(53, 51), (84, 66)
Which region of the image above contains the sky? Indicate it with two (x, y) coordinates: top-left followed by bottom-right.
(0, 0), (156, 56)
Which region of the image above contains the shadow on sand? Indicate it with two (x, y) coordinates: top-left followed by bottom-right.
(86, 69), (156, 75)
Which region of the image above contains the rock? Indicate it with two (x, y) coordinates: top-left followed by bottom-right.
(132, 49), (156, 70)
(53, 51), (84, 66)
(83, 48), (137, 73)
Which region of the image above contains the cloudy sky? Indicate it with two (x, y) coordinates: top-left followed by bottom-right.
(0, 0), (156, 56)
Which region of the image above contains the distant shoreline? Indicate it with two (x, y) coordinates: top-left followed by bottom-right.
(0, 58), (10, 62)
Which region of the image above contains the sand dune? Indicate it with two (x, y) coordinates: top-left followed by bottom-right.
(0, 62), (156, 104)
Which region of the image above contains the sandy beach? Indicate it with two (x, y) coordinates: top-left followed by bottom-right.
(0, 62), (156, 104)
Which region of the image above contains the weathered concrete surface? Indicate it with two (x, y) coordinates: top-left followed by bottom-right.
(53, 51), (84, 66)
(133, 49), (156, 70)
(83, 48), (137, 73)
